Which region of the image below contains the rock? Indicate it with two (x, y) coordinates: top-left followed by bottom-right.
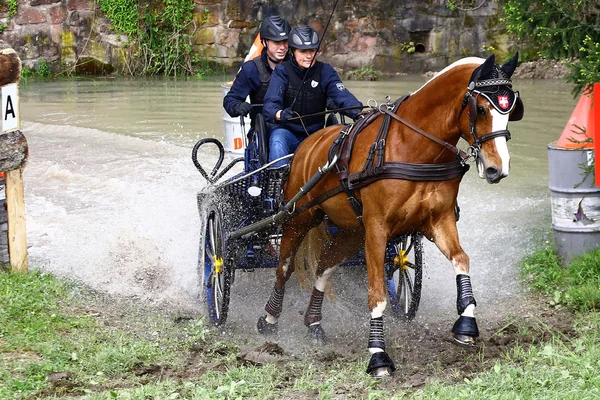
(513, 59), (570, 79)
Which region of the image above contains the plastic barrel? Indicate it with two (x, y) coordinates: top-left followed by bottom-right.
(221, 83), (249, 154)
(548, 141), (600, 265)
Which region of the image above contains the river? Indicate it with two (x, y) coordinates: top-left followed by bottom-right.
(17, 74), (577, 339)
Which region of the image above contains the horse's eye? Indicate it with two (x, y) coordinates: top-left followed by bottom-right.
(477, 106), (486, 115)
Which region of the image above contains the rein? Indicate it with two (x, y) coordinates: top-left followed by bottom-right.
(378, 105), (469, 161)
(287, 105), (368, 122)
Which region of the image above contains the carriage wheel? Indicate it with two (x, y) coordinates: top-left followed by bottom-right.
(199, 204), (232, 326)
(386, 232), (423, 320)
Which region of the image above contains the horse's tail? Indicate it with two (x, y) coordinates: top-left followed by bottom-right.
(293, 221), (335, 299)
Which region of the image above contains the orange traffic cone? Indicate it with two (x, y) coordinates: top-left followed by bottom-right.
(226, 34), (265, 85)
(244, 34), (264, 63)
(556, 92), (595, 149)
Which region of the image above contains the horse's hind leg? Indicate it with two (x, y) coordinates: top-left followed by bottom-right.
(257, 212), (321, 335)
(303, 228), (364, 342)
(431, 215), (479, 346)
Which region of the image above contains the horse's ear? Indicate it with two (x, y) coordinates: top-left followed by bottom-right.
(500, 52), (519, 78)
(470, 54), (495, 82)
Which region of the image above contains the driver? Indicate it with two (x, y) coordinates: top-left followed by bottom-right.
(262, 25), (363, 167)
(223, 16), (291, 129)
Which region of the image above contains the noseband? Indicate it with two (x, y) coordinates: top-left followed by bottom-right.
(459, 80), (514, 161)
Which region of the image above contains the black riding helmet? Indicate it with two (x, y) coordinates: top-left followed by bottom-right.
(289, 25), (320, 50)
(259, 16), (291, 41)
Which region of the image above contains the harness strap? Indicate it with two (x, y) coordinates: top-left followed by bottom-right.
(477, 129), (511, 143)
(380, 107), (468, 159)
(348, 160), (469, 190)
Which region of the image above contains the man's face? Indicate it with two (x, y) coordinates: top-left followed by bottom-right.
(265, 39), (288, 62)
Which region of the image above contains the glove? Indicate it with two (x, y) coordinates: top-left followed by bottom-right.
(234, 102), (252, 117)
(280, 108), (295, 123)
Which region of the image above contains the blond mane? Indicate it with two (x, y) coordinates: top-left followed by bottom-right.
(411, 57), (485, 96)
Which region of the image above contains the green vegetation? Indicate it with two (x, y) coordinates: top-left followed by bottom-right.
(2, 246), (600, 398)
(0, 0), (19, 33)
(418, 246), (600, 399)
(96, 0), (221, 77)
(502, 0), (600, 96)
(346, 66), (382, 81)
(521, 247), (600, 311)
(20, 60), (53, 79)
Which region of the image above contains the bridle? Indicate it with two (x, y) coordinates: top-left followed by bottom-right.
(458, 78), (516, 162)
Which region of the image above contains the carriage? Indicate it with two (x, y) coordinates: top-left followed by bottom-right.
(193, 112), (424, 327)
(192, 53), (524, 377)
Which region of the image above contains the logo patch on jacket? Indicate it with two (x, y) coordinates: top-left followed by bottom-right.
(336, 83), (345, 91)
(311, 80), (319, 88)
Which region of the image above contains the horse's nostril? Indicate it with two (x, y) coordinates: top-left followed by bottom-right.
(486, 167), (500, 181)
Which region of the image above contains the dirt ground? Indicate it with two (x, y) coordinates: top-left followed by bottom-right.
(67, 279), (575, 399)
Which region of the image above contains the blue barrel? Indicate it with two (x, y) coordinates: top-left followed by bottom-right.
(548, 142), (600, 265)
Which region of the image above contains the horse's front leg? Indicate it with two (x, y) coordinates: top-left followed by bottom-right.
(363, 225), (396, 377)
(431, 214), (479, 346)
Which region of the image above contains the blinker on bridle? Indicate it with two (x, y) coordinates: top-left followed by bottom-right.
(459, 78), (517, 163)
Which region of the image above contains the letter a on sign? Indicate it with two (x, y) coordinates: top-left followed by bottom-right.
(2, 83), (20, 133)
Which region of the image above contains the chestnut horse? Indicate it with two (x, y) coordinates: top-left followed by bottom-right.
(257, 54), (524, 377)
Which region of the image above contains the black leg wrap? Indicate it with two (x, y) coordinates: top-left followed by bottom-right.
(265, 286), (285, 318)
(456, 274), (477, 315)
(366, 352), (396, 376)
(304, 287), (324, 327)
(452, 316), (479, 347)
(257, 315), (278, 335)
(307, 323), (326, 343)
(368, 317), (385, 351)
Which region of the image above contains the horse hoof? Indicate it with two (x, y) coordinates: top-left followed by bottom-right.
(366, 352), (396, 377)
(453, 333), (477, 347)
(307, 324), (326, 343)
(257, 315), (278, 335)
(452, 316), (479, 337)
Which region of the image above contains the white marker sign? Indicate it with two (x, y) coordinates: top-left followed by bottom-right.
(1, 83), (19, 132)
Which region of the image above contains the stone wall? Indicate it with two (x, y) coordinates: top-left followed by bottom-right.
(0, 0), (513, 74)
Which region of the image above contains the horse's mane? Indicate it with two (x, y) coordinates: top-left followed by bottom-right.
(411, 57), (485, 96)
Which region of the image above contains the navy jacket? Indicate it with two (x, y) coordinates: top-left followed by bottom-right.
(223, 49), (289, 122)
(263, 58), (362, 136)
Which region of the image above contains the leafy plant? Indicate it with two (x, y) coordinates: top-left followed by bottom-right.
(346, 66), (382, 81)
(96, 0), (219, 76)
(20, 60), (53, 78)
(502, 0), (600, 96)
(520, 246), (600, 311)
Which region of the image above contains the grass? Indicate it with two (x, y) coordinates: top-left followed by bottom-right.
(406, 245), (600, 399)
(520, 247), (600, 311)
(1, 245), (600, 398)
(0, 270), (384, 399)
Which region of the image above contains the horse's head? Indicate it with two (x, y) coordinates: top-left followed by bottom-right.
(459, 53), (524, 184)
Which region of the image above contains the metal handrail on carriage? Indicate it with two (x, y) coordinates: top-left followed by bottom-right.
(193, 109), (424, 327)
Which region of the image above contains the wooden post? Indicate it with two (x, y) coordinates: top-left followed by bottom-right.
(0, 48), (28, 272)
(5, 168), (27, 272)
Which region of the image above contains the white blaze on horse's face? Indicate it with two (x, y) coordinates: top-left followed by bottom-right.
(477, 108), (510, 182)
